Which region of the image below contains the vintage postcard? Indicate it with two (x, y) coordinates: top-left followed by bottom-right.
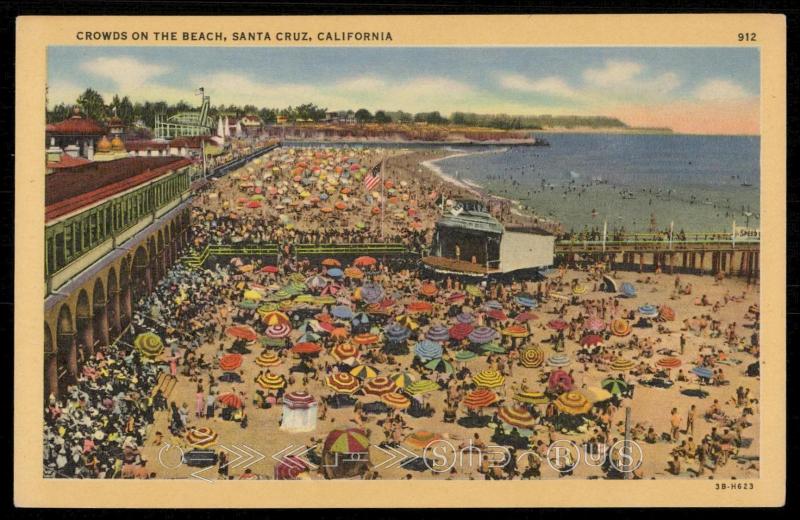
(15, 14), (786, 507)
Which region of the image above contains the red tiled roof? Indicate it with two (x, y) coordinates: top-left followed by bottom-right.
(46, 115), (105, 135)
(125, 140), (169, 152)
(46, 156), (192, 222)
(46, 155), (92, 170)
(170, 136), (206, 148)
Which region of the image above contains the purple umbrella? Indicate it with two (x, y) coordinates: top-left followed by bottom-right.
(425, 324), (450, 342)
(456, 312), (475, 324)
(468, 326), (498, 344)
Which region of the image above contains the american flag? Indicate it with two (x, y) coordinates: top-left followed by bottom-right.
(363, 161), (382, 191)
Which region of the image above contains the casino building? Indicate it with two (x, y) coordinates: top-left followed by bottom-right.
(44, 155), (203, 398)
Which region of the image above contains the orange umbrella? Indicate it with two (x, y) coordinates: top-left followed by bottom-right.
(463, 388), (498, 409)
(262, 310), (291, 327)
(322, 258), (341, 267)
(406, 301), (433, 314)
(225, 325), (258, 342)
(344, 267), (364, 279)
(362, 376), (397, 396)
(353, 333), (379, 345)
(335, 201), (347, 210)
(292, 342), (322, 355)
(219, 353), (243, 371)
(419, 283), (438, 297)
(331, 327), (349, 340)
(331, 342), (359, 361)
(353, 256), (377, 268)
(381, 392), (411, 410)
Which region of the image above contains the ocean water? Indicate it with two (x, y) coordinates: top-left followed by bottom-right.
(437, 133), (760, 233)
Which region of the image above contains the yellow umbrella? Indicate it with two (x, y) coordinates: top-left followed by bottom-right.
(554, 391), (592, 415)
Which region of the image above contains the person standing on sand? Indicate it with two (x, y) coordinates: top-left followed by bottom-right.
(670, 407), (682, 442)
(686, 404), (696, 436)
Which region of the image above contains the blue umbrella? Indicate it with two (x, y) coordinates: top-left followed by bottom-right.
(468, 326), (497, 344)
(298, 332), (320, 343)
(327, 268), (344, 278)
(620, 282), (637, 297)
(351, 312), (370, 327)
(692, 366), (713, 380)
(320, 193), (329, 200)
(425, 324), (450, 342)
(415, 340), (443, 361)
(456, 312), (475, 324)
(361, 283), (384, 304)
(484, 300), (504, 310)
(515, 295), (537, 308)
(331, 305), (354, 320)
(638, 304), (658, 317)
(385, 322), (411, 343)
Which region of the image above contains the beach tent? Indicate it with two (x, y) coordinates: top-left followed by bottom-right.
(280, 391), (318, 432)
(620, 282), (637, 298)
(601, 275), (618, 293)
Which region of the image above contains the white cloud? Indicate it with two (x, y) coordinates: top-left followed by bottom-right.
(498, 74), (579, 98)
(80, 56), (171, 92)
(582, 60), (681, 97)
(693, 79), (750, 101)
(47, 79), (84, 107)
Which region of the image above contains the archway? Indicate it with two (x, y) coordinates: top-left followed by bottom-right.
(75, 290), (93, 361)
(156, 230), (165, 281)
(119, 258), (132, 329)
(93, 278), (109, 348)
(44, 323), (58, 401)
(147, 236), (158, 288)
(132, 245), (151, 305)
(56, 304), (77, 395)
(163, 225), (172, 268)
(169, 220), (178, 265)
(107, 267), (120, 340)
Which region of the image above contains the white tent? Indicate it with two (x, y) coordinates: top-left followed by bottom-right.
(280, 391), (318, 432)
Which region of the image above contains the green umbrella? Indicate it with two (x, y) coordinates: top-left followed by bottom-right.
(455, 350), (478, 362)
(240, 299), (259, 309)
(601, 378), (629, 396)
(480, 342), (506, 354)
(260, 336), (286, 348)
(425, 358), (454, 374)
(405, 379), (440, 395)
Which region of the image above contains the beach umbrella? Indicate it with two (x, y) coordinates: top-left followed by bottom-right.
(456, 312), (476, 324)
(327, 268), (344, 278)
(385, 322), (411, 343)
(292, 342), (323, 355)
(572, 284), (587, 296)
(284, 390), (316, 410)
(501, 324), (529, 338)
(692, 366), (713, 380)
(353, 256), (377, 268)
(350, 364), (379, 380)
(514, 311), (539, 323)
(133, 332), (164, 358)
(261, 265), (279, 274)
(392, 372), (416, 389)
(186, 427), (218, 448)
(449, 322), (474, 340)
(415, 340), (443, 360)
(360, 283), (384, 304)
(353, 333), (380, 346)
(447, 292), (466, 304)
(487, 309), (509, 321)
(239, 299), (259, 310)
(363, 376), (398, 396)
(225, 325), (258, 342)
(580, 334), (604, 348)
(297, 331), (322, 344)
(381, 392), (411, 410)
(424, 358), (454, 374)
(480, 342), (506, 354)
(395, 315), (420, 330)
(316, 295), (337, 306)
(498, 404), (537, 429)
(515, 295), (537, 308)
(405, 379), (440, 395)
(274, 456), (309, 480)
(611, 357), (635, 371)
(256, 373), (287, 390)
(324, 428), (370, 454)
(548, 369), (574, 391)
(246, 200), (262, 209)
(474, 369), (505, 389)
(255, 352), (281, 368)
(331, 327), (350, 340)
(585, 317), (606, 333)
(306, 274), (329, 289)
(261, 310), (291, 327)
(610, 319), (632, 337)
(326, 372), (361, 394)
(638, 304), (658, 318)
(331, 342), (359, 362)
(331, 305), (354, 320)
(554, 392), (592, 415)
(218, 393), (243, 409)
(344, 267), (364, 279)
(219, 353), (243, 371)
(547, 319), (568, 331)
(322, 258), (341, 267)
(469, 326), (498, 345)
(455, 350), (478, 362)
(465, 284), (483, 297)
(620, 283), (637, 298)
(266, 324), (292, 339)
(657, 357), (682, 369)
(425, 324), (450, 343)
(294, 294), (317, 305)
(407, 301), (433, 314)
(260, 336), (286, 349)
(659, 305), (676, 321)
(419, 282), (438, 298)
(547, 353), (571, 367)
(520, 347), (544, 368)
(484, 300), (503, 311)
(601, 378), (629, 396)
(513, 391), (549, 405)
(463, 388), (498, 409)
(580, 387), (614, 403)
(404, 431), (443, 451)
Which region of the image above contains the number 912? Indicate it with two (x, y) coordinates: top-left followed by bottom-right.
(738, 33), (756, 42)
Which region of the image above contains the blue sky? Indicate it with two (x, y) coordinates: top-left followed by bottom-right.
(48, 46), (760, 134)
